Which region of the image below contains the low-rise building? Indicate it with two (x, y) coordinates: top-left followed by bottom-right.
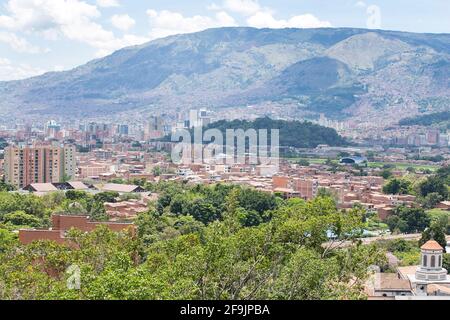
(19, 214), (135, 245)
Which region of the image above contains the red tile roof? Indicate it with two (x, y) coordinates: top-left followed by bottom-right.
(421, 240), (443, 251)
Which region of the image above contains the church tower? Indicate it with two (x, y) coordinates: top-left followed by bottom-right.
(415, 240), (448, 295)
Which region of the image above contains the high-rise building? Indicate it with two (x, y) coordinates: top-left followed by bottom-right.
(4, 145), (77, 189)
(117, 124), (129, 136)
(145, 116), (165, 140)
(189, 109), (211, 128)
(44, 120), (61, 139)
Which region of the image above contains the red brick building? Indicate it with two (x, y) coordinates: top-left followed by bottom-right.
(19, 215), (135, 245)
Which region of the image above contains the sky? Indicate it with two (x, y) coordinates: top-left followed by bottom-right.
(0, 0), (449, 81)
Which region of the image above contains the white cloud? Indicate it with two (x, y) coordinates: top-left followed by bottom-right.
(247, 12), (332, 29)
(147, 9), (237, 40)
(209, 0), (331, 30)
(0, 0), (146, 57)
(96, 0), (119, 8)
(0, 31), (47, 53)
(222, 0), (262, 16)
(206, 3), (222, 11)
(355, 1), (367, 8)
(111, 14), (135, 31)
(0, 57), (46, 81)
(0, 0), (101, 31)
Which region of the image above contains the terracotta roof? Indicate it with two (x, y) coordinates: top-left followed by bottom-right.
(397, 266), (418, 279)
(421, 240), (443, 251)
(376, 273), (412, 291)
(67, 181), (89, 190)
(427, 284), (450, 295)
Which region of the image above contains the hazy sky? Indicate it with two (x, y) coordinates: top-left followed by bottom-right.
(0, 0), (449, 81)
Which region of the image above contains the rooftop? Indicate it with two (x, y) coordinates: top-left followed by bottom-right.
(376, 273), (412, 291)
(421, 240), (444, 251)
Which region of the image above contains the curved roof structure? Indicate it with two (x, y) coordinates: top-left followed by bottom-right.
(421, 240), (444, 251)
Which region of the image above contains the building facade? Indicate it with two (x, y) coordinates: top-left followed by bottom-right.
(4, 145), (76, 189)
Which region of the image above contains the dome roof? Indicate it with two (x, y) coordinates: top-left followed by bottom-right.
(421, 240), (443, 251)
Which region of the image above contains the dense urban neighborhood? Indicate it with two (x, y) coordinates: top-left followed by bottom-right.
(0, 110), (448, 300)
(0, 0), (448, 304)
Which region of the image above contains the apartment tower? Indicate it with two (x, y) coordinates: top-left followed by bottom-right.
(4, 145), (76, 189)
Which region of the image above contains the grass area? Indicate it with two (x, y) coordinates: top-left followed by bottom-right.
(426, 209), (450, 223)
(286, 157), (329, 164)
(368, 162), (439, 172)
(395, 250), (421, 266)
(427, 208), (450, 216)
(376, 239), (421, 267)
(284, 156), (439, 172)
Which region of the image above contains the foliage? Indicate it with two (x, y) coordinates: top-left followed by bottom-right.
(399, 111), (450, 126)
(155, 183), (277, 227)
(166, 117), (347, 148)
(0, 190), (387, 300)
(419, 219), (448, 251)
(420, 192), (444, 209)
(386, 206), (430, 234)
(443, 254), (450, 271)
(417, 167), (449, 201)
(296, 159), (310, 167)
(379, 169), (393, 180)
(382, 178), (412, 195)
(376, 239), (420, 266)
(0, 181), (15, 192)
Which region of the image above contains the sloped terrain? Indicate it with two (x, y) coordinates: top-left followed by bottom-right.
(0, 27), (448, 123)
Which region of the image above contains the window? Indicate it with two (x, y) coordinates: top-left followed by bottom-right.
(431, 255), (436, 268)
(439, 255), (442, 267)
(423, 255), (428, 267)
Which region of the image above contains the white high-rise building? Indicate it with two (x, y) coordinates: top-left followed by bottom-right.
(189, 109), (211, 128)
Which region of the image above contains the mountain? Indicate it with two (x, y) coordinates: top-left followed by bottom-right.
(0, 27), (449, 124)
(399, 111), (450, 128)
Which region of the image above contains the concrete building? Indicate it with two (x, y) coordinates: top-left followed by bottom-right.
(145, 116), (165, 140)
(4, 144), (76, 189)
(369, 240), (450, 299)
(189, 109), (211, 128)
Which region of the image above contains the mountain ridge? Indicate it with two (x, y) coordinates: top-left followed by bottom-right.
(0, 27), (449, 124)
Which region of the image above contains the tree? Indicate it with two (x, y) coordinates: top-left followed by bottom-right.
(0, 181), (389, 300)
(0, 180), (15, 192)
(94, 192), (119, 204)
(380, 169), (393, 179)
(296, 159), (310, 167)
(419, 221), (447, 252)
(443, 254), (450, 271)
(382, 178), (411, 195)
(65, 190), (89, 201)
(418, 176), (449, 200)
(406, 167), (416, 174)
(152, 166), (162, 177)
(387, 206), (430, 234)
(0, 228), (15, 253)
(237, 188), (277, 217)
(420, 192), (443, 209)
(3, 211), (41, 228)
(187, 199), (218, 225)
(316, 188), (339, 204)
